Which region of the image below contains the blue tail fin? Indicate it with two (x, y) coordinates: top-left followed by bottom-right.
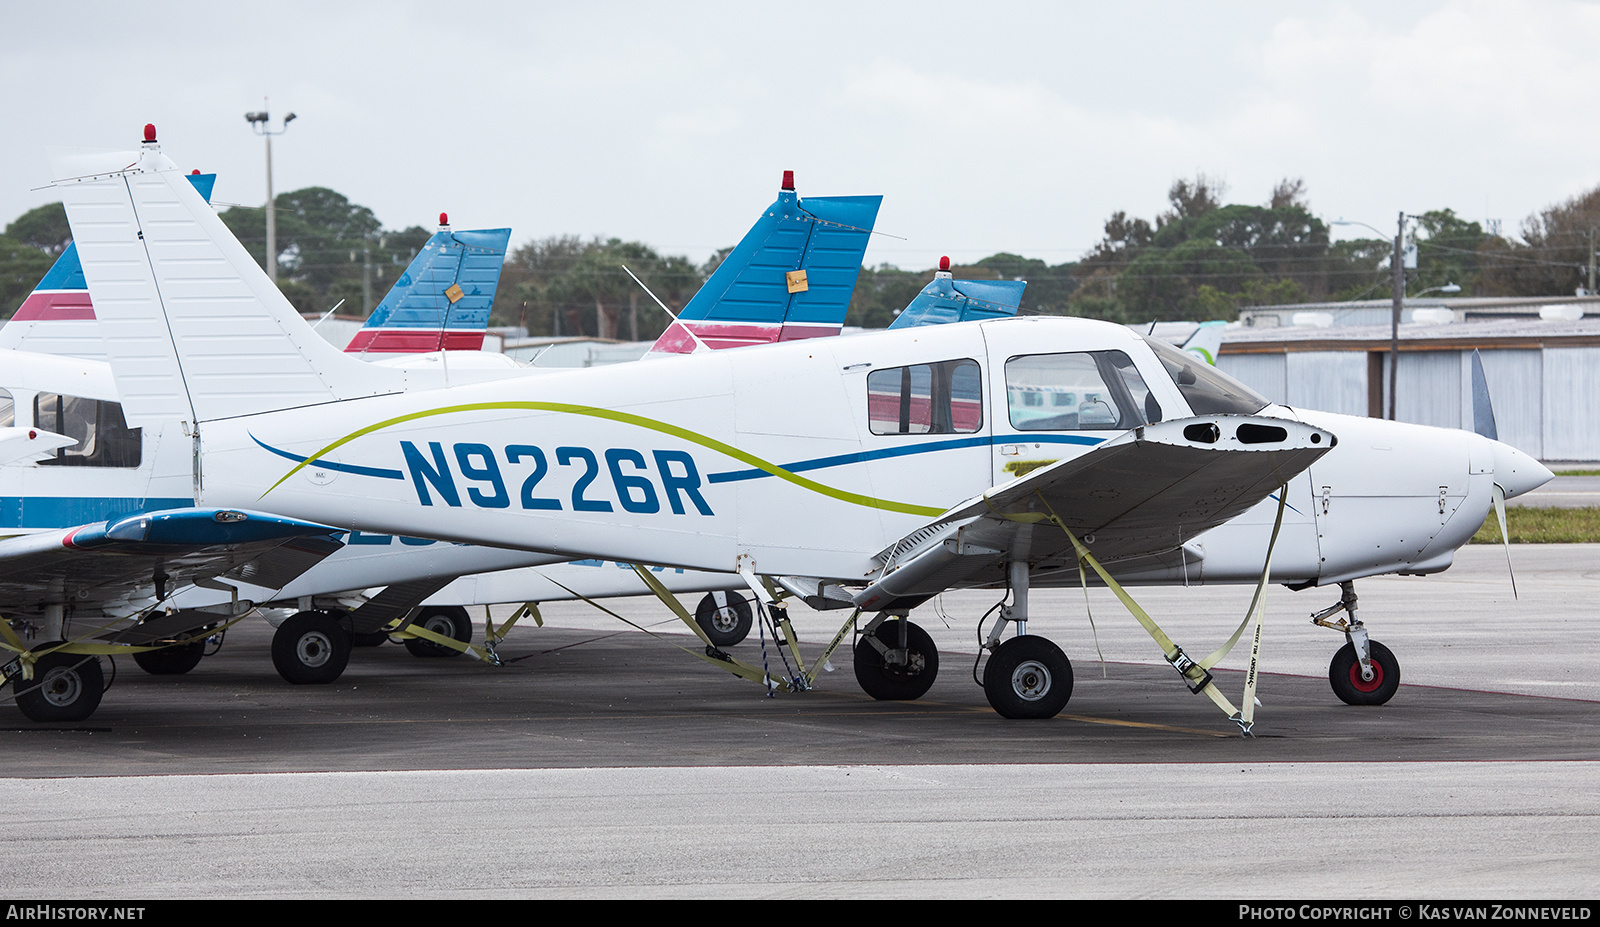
(649, 171), (881, 354)
(888, 260), (1025, 329)
(345, 216), (511, 353)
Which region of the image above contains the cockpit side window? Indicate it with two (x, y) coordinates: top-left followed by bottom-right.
(867, 358), (983, 435)
(1005, 350), (1157, 431)
(1142, 336), (1269, 416)
(33, 393), (142, 468)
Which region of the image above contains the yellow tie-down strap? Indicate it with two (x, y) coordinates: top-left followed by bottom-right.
(386, 606), (528, 663)
(1017, 486), (1287, 734)
(0, 612), (250, 678)
(532, 566), (785, 690)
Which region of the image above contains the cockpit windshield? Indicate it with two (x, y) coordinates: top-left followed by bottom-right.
(1142, 336), (1270, 416)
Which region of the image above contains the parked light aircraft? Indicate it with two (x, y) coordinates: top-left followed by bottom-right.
(2, 140), (888, 716)
(52, 134), (1554, 732)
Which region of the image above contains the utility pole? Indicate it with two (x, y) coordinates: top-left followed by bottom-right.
(244, 103), (297, 283)
(1588, 228), (1596, 296)
(1389, 210), (1404, 421)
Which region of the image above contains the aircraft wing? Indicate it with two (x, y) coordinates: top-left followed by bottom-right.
(852, 415), (1335, 611)
(0, 508), (344, 622)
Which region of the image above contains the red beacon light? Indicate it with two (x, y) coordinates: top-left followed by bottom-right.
(191, 169), (201, 175)
(939, 256), (951, 272)
(438, 212), (449, 227)
(142, 123), (157, 143)
(781, 170), (794, 191)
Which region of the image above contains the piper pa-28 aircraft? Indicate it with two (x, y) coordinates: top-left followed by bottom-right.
(1, 139), (889, 715)
(48, 132), (1553, 734)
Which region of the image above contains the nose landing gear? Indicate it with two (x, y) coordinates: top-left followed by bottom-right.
(1311, 581), (1402, 706)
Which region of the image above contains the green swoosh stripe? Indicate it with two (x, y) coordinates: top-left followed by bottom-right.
(263, 401), (946, 517)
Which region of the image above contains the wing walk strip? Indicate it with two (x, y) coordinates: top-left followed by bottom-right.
(1001, 485), (1288, 736)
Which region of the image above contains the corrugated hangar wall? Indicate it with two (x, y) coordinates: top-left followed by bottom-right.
(1218, 346), (1600, 461)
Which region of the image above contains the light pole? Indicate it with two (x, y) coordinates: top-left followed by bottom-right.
(244, 104), (296, 283)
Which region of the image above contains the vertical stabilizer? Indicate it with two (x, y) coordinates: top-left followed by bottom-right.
(55, 131), (406, 427)
(345, 218), (511, 354)
(888, 257), (1025, 330)
(648, 172), (881, 355)
(2, 172), (217, 362)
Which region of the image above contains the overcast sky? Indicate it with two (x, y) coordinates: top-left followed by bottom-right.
(7, 0), (1600, 270)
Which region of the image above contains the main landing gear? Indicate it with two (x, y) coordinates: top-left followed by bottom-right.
(695, 591), (753, 648)
(403, 606), (474, 659)
(10, 644), (105, 723)
(1311, 581), (1401, 706)
(271, 610), (351, 685)
(853, 615), (940, 700)
(975, 561), (1073, 719)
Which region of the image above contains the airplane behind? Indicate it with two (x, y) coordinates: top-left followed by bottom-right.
(55, 133), (1553, 733)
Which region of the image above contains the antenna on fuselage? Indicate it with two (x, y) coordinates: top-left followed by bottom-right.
(621, 263), (711, 353)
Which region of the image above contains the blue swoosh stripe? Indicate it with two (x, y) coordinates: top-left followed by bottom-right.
(707, 433), (1107, 484)
(250, 434), (405, 481)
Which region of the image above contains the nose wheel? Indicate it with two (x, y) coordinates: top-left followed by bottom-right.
(1329, 640), (1400, 705)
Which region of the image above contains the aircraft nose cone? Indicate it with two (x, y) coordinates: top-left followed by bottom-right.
(1492, 440), (1553, 499)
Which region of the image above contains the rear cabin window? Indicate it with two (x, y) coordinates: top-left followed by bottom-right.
(0, 388), (12, 428)
(1006, 351), (1161, 431)
(867, 359), (983, 435)
(33, 393), (141, 468)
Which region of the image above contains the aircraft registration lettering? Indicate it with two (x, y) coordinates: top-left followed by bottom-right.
(399, 441), (714, 516)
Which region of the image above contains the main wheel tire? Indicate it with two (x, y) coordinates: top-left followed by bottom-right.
(272, 611), (351, 684)
(853, 619), (939, 701)
(403, 606), (473, 658)
(983, 636), (1073, 719)
(1329, 640), (1401, 706)
(695, 592), (753, 647)
(14, 644), (104, 722)
(132, 640), (205, 676)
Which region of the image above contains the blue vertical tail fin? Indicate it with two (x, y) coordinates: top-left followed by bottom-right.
(345, 215), (511, 354)
(648, 171), (881, 355)
(888, 258), (1025, 329)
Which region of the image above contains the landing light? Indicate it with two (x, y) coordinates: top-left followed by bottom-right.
(213, 510), (248, 523)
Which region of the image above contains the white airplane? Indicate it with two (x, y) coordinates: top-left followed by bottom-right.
(1, 138), (889, 715)
(55, 133), (1553, 733)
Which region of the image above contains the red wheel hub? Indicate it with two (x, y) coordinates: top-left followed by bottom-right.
(1348, 659), (1385, 693)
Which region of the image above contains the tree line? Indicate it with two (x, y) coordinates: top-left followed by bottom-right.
(7, 177), (1600, 333)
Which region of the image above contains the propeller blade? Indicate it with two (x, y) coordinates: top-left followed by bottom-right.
(1471, 349), (1499, 441)
(1493, 482), (1517, 600)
